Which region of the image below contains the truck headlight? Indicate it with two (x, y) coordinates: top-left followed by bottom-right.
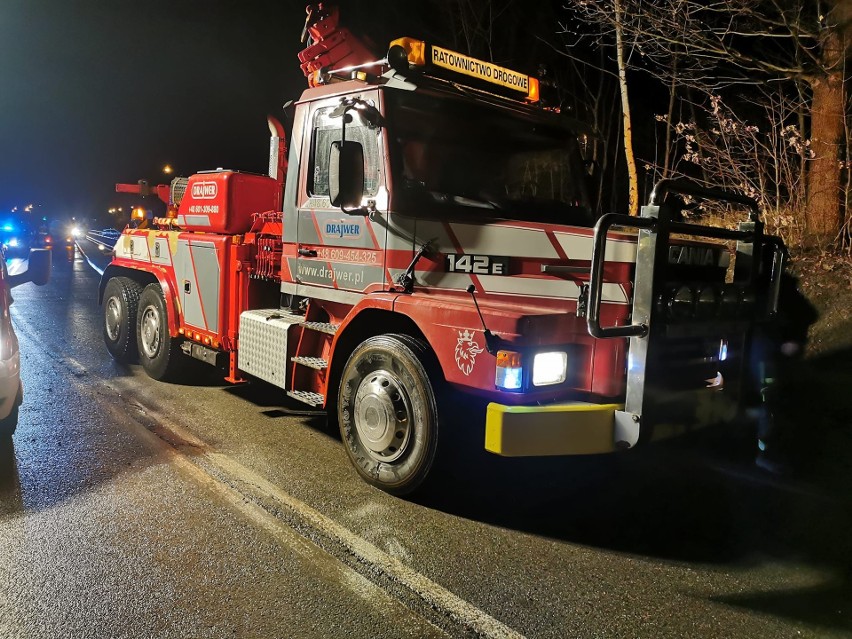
(532, 351), (567, 386)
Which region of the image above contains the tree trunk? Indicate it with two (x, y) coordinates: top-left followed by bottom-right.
(662, 56), (678, 179)
(614, 0), (639, 216)
(803, 29), (846, 248)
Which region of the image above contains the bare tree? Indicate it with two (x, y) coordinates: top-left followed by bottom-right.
(565, 0), (852, 247)
(613, 0), (639, 215)
(661, 89), (811, 247)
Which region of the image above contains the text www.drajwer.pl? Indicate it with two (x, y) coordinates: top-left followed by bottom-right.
(297, 262), (364, 286)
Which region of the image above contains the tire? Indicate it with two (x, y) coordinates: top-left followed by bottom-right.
(0, 406), (19, 440)
(338, 334), (440, 496)
(136, 284), (185, 381)
(103, 277), (143, 362)
(0, 384), (22, 440)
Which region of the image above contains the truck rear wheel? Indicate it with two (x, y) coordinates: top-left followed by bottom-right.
(136, 284), (184, 381)
(338, 334), (439, 496)
(103, 277), (143, 363)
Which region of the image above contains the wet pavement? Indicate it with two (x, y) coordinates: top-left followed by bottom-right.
(0, 242), (850, 638)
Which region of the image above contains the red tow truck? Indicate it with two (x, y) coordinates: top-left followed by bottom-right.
(101, 5), (786, 494)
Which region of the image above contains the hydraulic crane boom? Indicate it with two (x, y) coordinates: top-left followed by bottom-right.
(298, 3), (379, 86)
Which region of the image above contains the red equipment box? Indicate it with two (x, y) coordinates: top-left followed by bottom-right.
(176, 171), (281, 234)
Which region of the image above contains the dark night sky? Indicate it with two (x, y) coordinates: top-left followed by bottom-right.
(0, 1), (576, 225)
(0, 0), (327, 223)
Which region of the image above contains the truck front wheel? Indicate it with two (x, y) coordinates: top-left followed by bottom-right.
(103, 277), (143, 363)
(136, 284), (184, 381)
(338, 334), (440, 496)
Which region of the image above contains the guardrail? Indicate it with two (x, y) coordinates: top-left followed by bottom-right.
(84, 229), (121, 252)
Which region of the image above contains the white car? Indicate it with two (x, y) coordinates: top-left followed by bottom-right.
(0, 249), (51, 439)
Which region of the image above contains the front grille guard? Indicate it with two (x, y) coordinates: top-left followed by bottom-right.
(586, 179), (786, 449)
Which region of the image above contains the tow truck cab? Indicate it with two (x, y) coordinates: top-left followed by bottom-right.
(277, 66), (782, 450)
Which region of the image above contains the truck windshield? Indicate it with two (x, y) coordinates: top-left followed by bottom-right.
(386, 90), (592, 225)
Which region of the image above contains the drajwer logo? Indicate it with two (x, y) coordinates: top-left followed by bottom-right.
(454, 330), (484, 377)
(324, 222), (361, 239)
(191, 181), (218, 200)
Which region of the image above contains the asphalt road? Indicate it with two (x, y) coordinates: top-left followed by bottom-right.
(0, 241), (850, 638)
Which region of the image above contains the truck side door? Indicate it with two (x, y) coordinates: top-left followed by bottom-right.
(291, 91), (388, 296)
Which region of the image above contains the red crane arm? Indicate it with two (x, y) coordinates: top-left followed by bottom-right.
(297, 4), (378, 87)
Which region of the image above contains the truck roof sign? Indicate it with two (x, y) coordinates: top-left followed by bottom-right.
(389, 37), (539, 103)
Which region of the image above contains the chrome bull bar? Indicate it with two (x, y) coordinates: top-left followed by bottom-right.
(586, 179), (787, 449)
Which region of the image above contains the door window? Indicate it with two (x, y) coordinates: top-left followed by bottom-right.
(308, 105), (381, 198)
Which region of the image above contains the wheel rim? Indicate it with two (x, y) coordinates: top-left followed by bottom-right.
(353, 369), (413, 463)
(139, 304), (161, 359)
(105, 296), (122, 342)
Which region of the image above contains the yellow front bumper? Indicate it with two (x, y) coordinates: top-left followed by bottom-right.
(485, 401), (621, 456)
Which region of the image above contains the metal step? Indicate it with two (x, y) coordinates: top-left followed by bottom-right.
(300, 321), (338, 335)
(266, 309), (306, 322)
(287, 390), (325, 407)
(291, 356), (328, 370)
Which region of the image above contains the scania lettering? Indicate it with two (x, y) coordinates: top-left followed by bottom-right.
(101, 4), (786, 496)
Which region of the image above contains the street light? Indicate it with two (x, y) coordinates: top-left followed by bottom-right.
(163, 164), (173, 175)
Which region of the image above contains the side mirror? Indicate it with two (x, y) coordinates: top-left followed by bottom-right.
(328, 141), (365, 211)
(8, 248), (51, 289)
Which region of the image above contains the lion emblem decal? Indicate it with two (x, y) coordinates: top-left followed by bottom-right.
(454, 330), (484, 376)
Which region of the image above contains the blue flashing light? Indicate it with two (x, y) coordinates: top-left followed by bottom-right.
(1, 224), (13, 232)
(495, 366), (523, 391)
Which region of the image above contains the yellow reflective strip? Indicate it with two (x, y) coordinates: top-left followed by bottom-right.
(484, 405), (503, 453)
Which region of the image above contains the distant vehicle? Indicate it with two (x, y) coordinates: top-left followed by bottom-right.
(0, 222), (31, 259)
(0, 249), (51, 439)
(32, 231), (53, 250)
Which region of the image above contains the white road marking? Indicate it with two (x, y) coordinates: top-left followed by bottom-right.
(40, 349), (524, 638)
(204, 453), (523, 638)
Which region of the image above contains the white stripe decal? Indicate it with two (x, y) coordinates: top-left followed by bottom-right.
(416, 271), (628, 303)
(449, 223), (560, 258)
(553, 231), (637, 263)
(479, 274), (629, 303)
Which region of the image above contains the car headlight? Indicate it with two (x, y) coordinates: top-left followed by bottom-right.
(532, 351), (567, 386)
(7, 238), (18, 248)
